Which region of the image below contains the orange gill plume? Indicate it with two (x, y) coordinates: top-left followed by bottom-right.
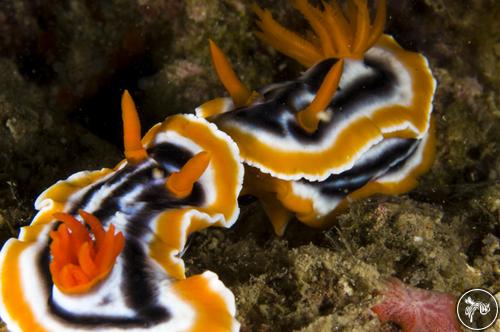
(49, 210), (125, 294)
(122, 90), (148, 163)
(253, 0), (386, 66)
(166, 151), (211, 198)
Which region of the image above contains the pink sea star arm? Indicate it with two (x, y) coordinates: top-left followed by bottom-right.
(372, 278), (462, 332)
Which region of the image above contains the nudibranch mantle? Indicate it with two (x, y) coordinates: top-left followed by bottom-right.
(0, 112), (242, 332)
(201, 35), (436, 182)
(287, 122), (435, 228)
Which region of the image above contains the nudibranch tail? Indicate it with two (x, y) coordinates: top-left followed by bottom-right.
(122, 90), (148, 162)
(49, 210), (124, 294)
(253, 0), (386, 65)
(261, 198), (293, 236)
(209, 40), (252, 108)
(296, 58), (344, 132)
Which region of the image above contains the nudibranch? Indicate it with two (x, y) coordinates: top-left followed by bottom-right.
(0, 91), (242, 331)
(197, 0), (436, 234)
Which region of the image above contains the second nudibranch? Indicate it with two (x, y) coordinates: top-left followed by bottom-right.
(197, 0), (436, 235)
(0, 91), (242, 331)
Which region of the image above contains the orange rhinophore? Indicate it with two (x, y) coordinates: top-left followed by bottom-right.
(50, 210), (124, 294)
(296, 59), (344, 132)
(209, 40), (253, 108)
(122, 90), (148, 162)
(253, 0), (386, 66)
(166, 151), (211, 198)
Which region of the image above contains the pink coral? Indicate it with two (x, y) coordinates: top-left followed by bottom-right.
(372, 278), (462, 332)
